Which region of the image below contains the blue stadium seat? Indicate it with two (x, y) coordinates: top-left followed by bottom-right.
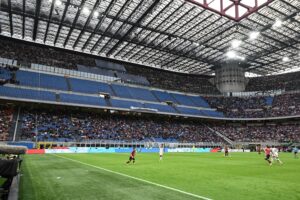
(16, 71), (68, 90)
(128, 87), (158, 102)
(111, 85), (132, 99)
(170, 93), (196, 107)
(60, 93), (106, 106)
(188, 96), (210, 108)
(176, 106), (202, 115)
(110, 99), (144, 109)
(0, 68), (11, 80)
(111, 85), (158, 101)
(0, 86), (56, 101)
(265, 96), (273, 106)
(69, 78), (113, 94)
(201, 110), (224, 118)
(152, 90), (177, 103)
(143, 103), (177, 113)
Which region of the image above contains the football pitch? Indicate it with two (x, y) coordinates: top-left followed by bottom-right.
(20, 153), (300, 200)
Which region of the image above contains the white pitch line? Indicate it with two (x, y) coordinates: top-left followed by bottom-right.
(52, 154), (213, 200)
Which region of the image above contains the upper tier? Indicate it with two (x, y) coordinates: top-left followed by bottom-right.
(0, 67), (224, 119)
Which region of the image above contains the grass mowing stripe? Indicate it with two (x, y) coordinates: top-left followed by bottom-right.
(52, 154), (213, 200)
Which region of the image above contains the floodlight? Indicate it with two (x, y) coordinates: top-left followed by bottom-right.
(231, 40), (242, 48)
(93, 11), (99, 18)
(273, 19), (282, 28)
(82, 7), (90, 15)
(282, 57), (290, 62)
(249, 31), (260, 40)
(55, 0), (62, 6)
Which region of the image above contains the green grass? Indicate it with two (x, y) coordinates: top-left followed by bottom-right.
(20, 153), (300, 200)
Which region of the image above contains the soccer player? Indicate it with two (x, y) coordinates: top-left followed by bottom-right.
(224, 145), (229, 157)
(126, 147), (136, 164)
(271, 146), (283, 164)
(292, 146), (299, 159)
(264, 145), (272, 166)
(159, 144), (164, 161)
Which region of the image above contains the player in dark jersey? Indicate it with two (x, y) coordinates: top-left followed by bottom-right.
(264, 145), (272, 166)
(126, 147), (136, 164)
(224, 145), (229, 157)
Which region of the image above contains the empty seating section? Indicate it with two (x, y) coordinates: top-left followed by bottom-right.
(171, 93), (196, 107)
(111, 85), (132, 99)
(0, 69), (226, 118)
(152, 90), (177, 103)
(127, 87), (158, 102)
(16, 71), (68, 90)
(60, 93), (106, 106)
(69, 78), (113, 95)
(116, 73), (150, 86)
(77, 64), (115, 77)
(0, 68), (11, 80)
(188, 96), (210, 108)
(0, 86), (56, 101)
(143, 103), (177, 113)
(110, 99), (144, 109)
(265, 97), (273, 106)
(176, 106), (202, 115)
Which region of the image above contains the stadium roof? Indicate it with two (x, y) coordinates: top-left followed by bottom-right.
(0, 0), (299, 75)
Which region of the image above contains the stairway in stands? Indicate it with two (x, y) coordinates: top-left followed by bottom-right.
(105, 98), (112, 107)
(9, 107), (23, 141)
(171, 105), (181, 113)
(205, 125), (233, 145)
(56, 93), (61, 102)
(65, 77), (72, 91)
(108, 84), (117, 96)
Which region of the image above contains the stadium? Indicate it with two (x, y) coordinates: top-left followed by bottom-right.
(0, 0), (299, 199)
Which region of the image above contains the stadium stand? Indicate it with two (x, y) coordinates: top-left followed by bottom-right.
(212, 123), (300, 143)
(0, 105), (13, 141)
(125, 64), (220, 94)
(14, 106), (300, 143)
(0, 39), (94, 69)
(246, 71), (300, 92)
(205, 93), (300, 118)
(16, 70), (68, 91)
(19, 108), (225, 143)
(0, 86), (56, 102)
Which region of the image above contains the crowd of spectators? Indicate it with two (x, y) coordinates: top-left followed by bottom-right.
(205, 93), (300, 118)
(213, 123), (300, 143)
(20, 108), (224, 143)
(246, 71), (300, 92)
(0, 106), (14, 141)
(0, 38), (95, 70)
(19, 107), (300, 143)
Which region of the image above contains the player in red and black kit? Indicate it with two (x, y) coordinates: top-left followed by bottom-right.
(224, 145), (229, 157)
(264, 145), (272, 166)
(126, 147), (136, 164)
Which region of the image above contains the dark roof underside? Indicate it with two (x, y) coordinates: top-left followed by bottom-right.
(0, 0), (299, 75)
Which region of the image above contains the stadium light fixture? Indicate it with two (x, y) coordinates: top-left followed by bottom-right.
(55, 0), (62, 6)
(82, 7), (90, 15)
(249, 31), (260, 40)
(231, 40), (242, 48)
(226, 51), (236, 59)
(93, 11), (99, 18)
(282, 57), (290, 62)
(273, 19), (282, 28)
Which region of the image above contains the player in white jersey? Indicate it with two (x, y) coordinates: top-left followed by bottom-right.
(159, 144), (164, 161)
(271, 146), (283, 164)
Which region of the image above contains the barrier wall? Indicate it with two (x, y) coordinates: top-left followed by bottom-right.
(27, 147), (212, 154)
